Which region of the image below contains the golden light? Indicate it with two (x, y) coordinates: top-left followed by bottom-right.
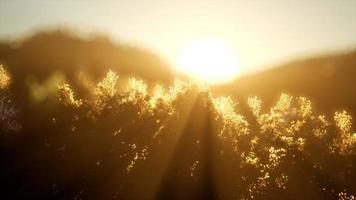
(177, 38), (240, 84)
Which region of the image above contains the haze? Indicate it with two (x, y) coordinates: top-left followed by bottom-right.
(1, 0), (356, 74)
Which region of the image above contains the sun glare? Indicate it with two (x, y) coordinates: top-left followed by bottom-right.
(177, 38), (240, 84)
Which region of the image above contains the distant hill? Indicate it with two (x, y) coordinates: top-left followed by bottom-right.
(1, 30), (355, 117)
(0, 30), (174, 108)
(0, 30), (173, 83)
(218, 50), (356, 117)
(0, 30), (174, 93)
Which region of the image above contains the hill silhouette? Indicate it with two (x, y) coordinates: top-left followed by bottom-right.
(0, 30), (355, 117)
(218, 50), (356, 117)
(0, 30), (173, 103)
(0, 30), (173, 82)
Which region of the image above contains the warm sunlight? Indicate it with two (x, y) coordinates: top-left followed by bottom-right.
(177, 38), (240, 84)
(1, 1), (356, 199)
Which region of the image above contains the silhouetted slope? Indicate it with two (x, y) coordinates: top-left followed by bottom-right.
(1, 30), (355, 119)
(0, 30), (174, 120)
(0, 30), (173, 84)
(221, 51), (356, 116)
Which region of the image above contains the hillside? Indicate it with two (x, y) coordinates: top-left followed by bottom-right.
(0, 31), (355, 116)
(0, 30), (175, 111)
(0, 31), (173, 82)
(218, 51), (356, 117)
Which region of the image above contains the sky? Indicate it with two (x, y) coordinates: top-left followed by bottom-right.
(1, 0), (356, 75)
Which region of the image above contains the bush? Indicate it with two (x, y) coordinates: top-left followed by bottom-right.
(0, 68), (355, 199)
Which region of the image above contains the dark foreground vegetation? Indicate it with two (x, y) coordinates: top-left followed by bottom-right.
(0, 66), (355, 199)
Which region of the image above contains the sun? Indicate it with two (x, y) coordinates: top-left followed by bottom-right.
(177, 38), (240, 84)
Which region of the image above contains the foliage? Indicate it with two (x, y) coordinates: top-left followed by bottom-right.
(0, 65), (10, 90)
(0, 65), (21, 133)
(0, 69), (355, 199)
